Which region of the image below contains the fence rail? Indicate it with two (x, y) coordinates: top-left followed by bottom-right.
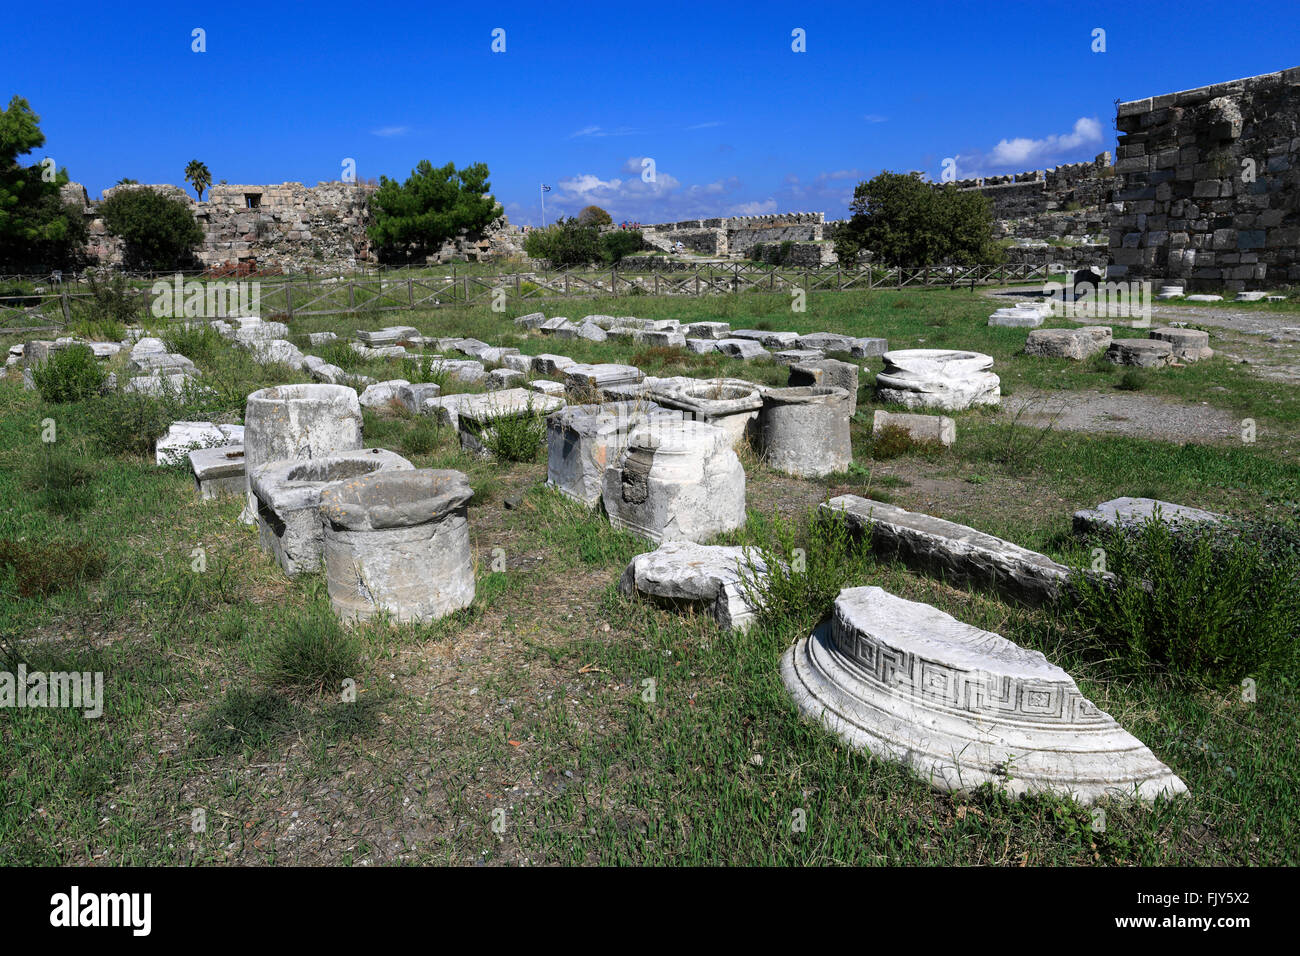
(0, 262), (1056, 333)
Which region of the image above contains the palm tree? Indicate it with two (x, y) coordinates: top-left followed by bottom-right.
(184, 160), (212, 201)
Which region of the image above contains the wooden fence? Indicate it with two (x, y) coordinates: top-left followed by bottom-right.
(0, 262), (1054, 334)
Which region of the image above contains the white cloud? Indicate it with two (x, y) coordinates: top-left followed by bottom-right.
(370, 126), (409, 137)
(987, 117), (1103, 167)
(569, 125), (640, 138)
(686, 121), (723, 130)
(863, 114), (888, 123)
(730, 199), (777, 215)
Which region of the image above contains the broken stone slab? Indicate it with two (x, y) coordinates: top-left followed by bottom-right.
(633, 329), (687, 348)
(788, 359), (860, 416)
(486, 368), (526, 390)
(529, 380), (566, 397)
(731, 329), (799, 348)
(251, 448), (413, 576)
(759, 386), (853, 478)
(581, 314), (618, 329)
(619, 540), (767, 631)
(563, 363), (644, 396)
(232, 321), (289, 345)
(546, 401), (683, 507)
(1148, 327), (1213, 362)
(823, 495), (1091, 606)
(318, 469), (475, 624)
(1024, 327), (1113, 360)
(359, 379), (411, 409)
(1234, 291), (1267, 302)
(683, 321), (731, 340)
(128, 351), (197, 374)
(514, 312), (548, 330)
(355, 326), (418, 345)
(155, 421), (243, 466)
(1184, 294), (1222, 302)
(1072, 497), (1224, 535)
(572, 321), (608, 342)
(1105, 339), (1173, 367)
(647, 377), (766, 448)
(781, 586), (1188, 804)
(774, 349), (825, 366)
(395, 381), (442, 413)
(988, 307), (1045, 328)
(428, 358), (486, 384)
(799, 332), (888, 357)
(501, 353), (533, 374)
(90, 342), (121, 359)
(307, 361), (353, 384)
(451, 338), (492, 358)
(685, 338), (719, 354)
(124, 371), (197, 396)
(715, 338), (771, 361)
(308, 331), (338, 345)
(189, 444), (246, 500)
(478, 346), (521, 365)
(242, 383), (364, 524)
(876, 349), (1000, 411)
(455, 388), (566, 457)
(129, 337), (167, 357)
(539, 317), (576, 335)
(872, 410), (955, 447)
(423, 393), (474, 429)
(349, 341), (407, 359)
(531, 354), (577, 376)
(603, 419), (747, 544)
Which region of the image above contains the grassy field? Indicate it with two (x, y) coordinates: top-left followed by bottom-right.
(1, 286), (1296, 865)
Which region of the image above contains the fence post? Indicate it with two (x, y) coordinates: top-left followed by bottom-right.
(285, 283), (293, 319)
(59, 287), (72, 327)
(408, 278), (413, 309)
(348, 282), (355, 312)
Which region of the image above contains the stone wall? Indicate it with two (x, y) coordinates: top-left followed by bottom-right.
(638, 212), (827, 259)
(949, 154), (1116, 244)
(1109, 66), (1300, 291)
(67, 181), (523, 273)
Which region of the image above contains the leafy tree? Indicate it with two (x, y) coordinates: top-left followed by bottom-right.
(523, 218), (600, 267)
(99, 188), (204, 271)
(599, 228), (643, 265)
(576, 204), (612, 227)
(367, 160), (501, 263)
(0, 96), (86, 272)
(839, 171), (1001, 267)
(184, 160), (211, 201)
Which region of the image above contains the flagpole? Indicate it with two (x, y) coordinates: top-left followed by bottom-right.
(540, 183), (547, 228)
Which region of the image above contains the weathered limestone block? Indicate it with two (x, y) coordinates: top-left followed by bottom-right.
(732, 329), (799, 348)
(573, 321), (608, 342)
(514, 312), (548, 330)
(683, 321), (731, 340)
(318, 469), (475, 624)
(456, 388), (566, 457)
(759, 386), (853, 477)
(1105, 339), (1173, 367)
(619, 541), (766, 631)
(1072, 497), (1223, 535)
(428, 359), (485, 384)
(395, 381), (441, 413)
(501, 353), (533, 374)
(531, 353), (577, 376)
(781, 586), (1188, 804)
(423, 393), (473, 429)
(789, 359), (860, 415)
(823, 495), (1089, 606)
(715, 338), (772, 361)
(125, 371), (196, 395)
(876, 349), (1000, 411)
(602, 420), (747, 544)
(350, 342), (407, 360)
(546, 401), (682, 507)
(539, 317), (577, 335)
(308, 331), (338, 345)
(647, 377), (766, 448)
(872, 410), (955, 447)
(988, 307), (1045, 328)
(774, 349), (825, 366)
(685, 338), (719, 354)
(485, 367), (525, 390)
(359, 379), (411, 409)
(1149, 327), (1213, 361)
(563, 363), (644, 396)
(250, 339), (307, 369)
(251, 448), (412, 576)
(242, 383), (364, 523)
(1024, 327), (1113, 360)
(529, 380), (566, 397)
(128, 351), (197, 374)
(478, 346), (521, 364)
(189, 444), (246, 500)
(355, 326), (419, 346)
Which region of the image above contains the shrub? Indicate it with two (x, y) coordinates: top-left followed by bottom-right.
(193, 687), (299, 756)
(0, 538), (105, 597)
(31, 345), (104, 403)
(401, 418), (442, 456)
(260, 606), (361, 695)
(84, 390), (174, 456)
(523, 217), (601, 267)
(1070, 516), (1300, 681)
(482, 402), (546, 462)
(1117, 369), (1146, 391)
(404, 353), (449, 387)
(738, 508), (875, 634)
(599, 229), (644, 265)
(98, 187), (204, 271)
(317, 339), (365, 372)
(162, 324), (224, 365)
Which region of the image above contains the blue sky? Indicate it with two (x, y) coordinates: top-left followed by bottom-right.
(6, 0), (1298, 225)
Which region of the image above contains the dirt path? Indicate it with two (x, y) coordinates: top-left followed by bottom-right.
(1002, 387), (1242, 443)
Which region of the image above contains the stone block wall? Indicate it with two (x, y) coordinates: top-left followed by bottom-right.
(1109, 66), (1300, 291)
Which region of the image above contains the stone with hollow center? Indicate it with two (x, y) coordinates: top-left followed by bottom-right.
(251, 448), (412, 576)
(875, 349), (1000, 411)
(602, 419), (746, 544)
(758, 386), (852, 478)
(318, 469), (475, 624)
(241, 383), (364, 525)
(1072, 497), (1223, 535)
(646, 377), (766, 448)
(546, 401), (682, 507)
(619, 540), (767, 631)
(788, 359), (860, 415)
(781, 586), (1188, 804)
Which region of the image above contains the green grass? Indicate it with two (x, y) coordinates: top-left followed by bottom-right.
(1, 283), (1296, 866)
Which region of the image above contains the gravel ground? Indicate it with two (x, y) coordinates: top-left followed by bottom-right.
(1003, 388), (1243, 443)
